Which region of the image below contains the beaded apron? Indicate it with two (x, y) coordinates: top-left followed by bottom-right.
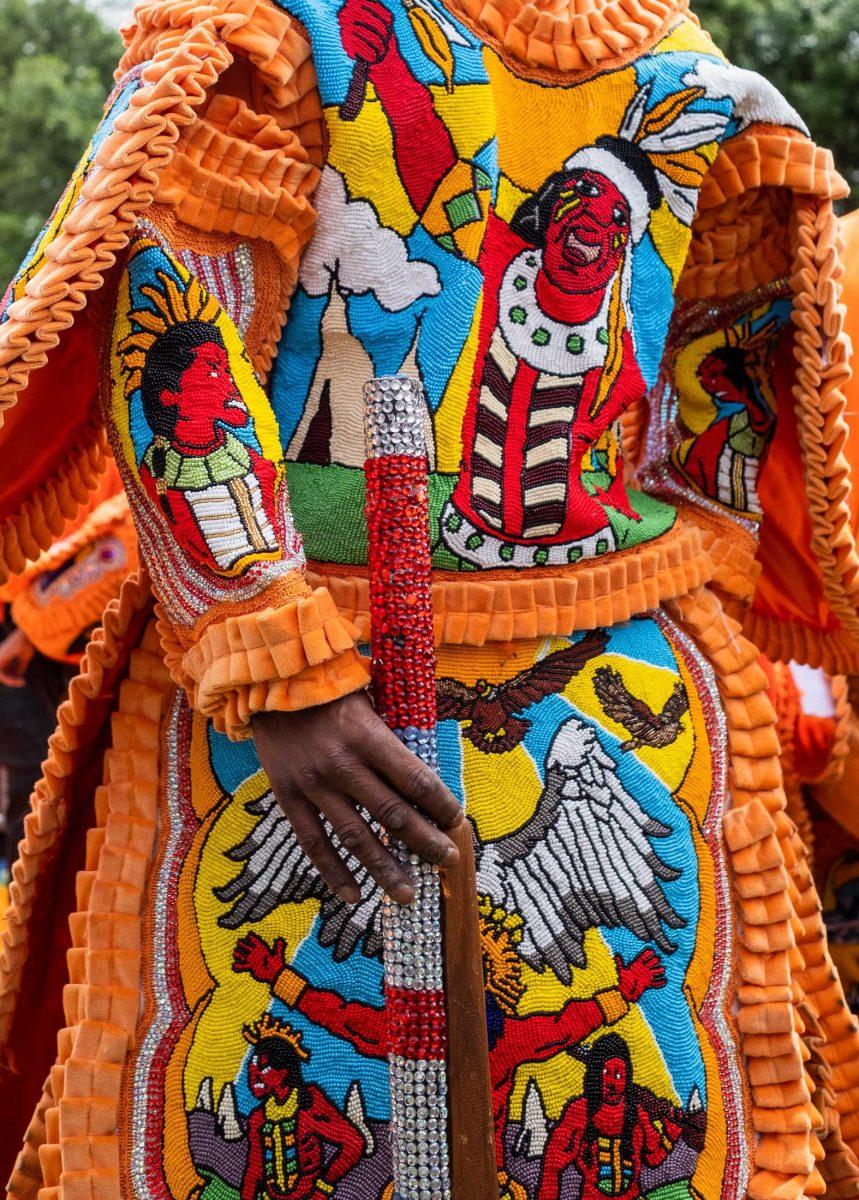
(122, 613), (745, 1200)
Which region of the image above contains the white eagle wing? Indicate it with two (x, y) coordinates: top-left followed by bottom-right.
(477, 717), (685, 984)
(215, 789), (385, 961)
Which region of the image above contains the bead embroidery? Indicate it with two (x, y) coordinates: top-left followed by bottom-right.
(125, 613), (743, 1200)
(106, 229), (305, 627)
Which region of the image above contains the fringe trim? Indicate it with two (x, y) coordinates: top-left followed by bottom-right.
(158, 583), (370, 739)
(310, 519), (713, 646)
(671, 587), (859, 1199)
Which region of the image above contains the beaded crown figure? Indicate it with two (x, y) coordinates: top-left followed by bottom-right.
(242, 1013), (310, 1061)
(477, 896), (526, 1017)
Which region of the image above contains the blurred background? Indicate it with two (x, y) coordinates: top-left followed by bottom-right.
(0, 0), (856, 282)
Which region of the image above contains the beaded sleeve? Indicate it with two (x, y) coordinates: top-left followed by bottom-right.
(0, 0), (371, 731)
(103, 217), (369, 738)
(638, 122), (859, 674)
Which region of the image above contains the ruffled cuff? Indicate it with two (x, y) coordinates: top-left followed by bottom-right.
(159, 585), (371, 739)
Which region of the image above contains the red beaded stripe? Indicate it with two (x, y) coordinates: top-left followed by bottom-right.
(385, 987), (448, 1059)
(364, 454), (437, 730)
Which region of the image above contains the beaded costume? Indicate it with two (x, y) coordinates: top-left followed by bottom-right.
(1, 0), (859, 1198)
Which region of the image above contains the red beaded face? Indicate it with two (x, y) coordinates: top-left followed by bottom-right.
(162, 341), (248, 447)
(601, 1056), (628, 1105)
(542, 171), (630, 294)
(248, 1051), (292, 1102)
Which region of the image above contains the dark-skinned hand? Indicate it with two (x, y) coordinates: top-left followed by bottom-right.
(252, 690), (462, 907)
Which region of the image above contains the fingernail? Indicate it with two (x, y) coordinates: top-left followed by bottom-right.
(448, 808), (465, 828)
(439, 843), (460, 866)
(337, 885), (362, 904)
(392, 882), (415, 906)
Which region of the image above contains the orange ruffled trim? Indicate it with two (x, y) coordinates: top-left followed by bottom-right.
(788, 196), (859, 646)
(677, 132), (859, 670)
(0, 573), (154, 1050)
(680, 128), (847, 302)
(444, 0), (691, 74)
(4, 614), (171, 1200)
(672, 588), (859, 1198)
(310, 519), (712, 646)
(158, 584), (371, 739)
(9, 496), (138, 661)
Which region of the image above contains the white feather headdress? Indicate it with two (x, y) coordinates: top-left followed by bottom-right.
(565, 80), (729, 241)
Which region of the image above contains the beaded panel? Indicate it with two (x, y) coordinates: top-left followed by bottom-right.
(122, 614), (745, 1200)
(104, 229), (305, 628)
(265, 0), (808, 571)
(640, 287), (793, 535)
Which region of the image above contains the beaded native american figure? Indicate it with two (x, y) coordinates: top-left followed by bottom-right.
(1, 0), (859, 1198)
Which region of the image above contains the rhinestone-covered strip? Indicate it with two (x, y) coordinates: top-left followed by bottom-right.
(363, 376), (451, 1200)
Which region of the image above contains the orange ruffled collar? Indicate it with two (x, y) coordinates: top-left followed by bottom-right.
(441, 0), (691, 72)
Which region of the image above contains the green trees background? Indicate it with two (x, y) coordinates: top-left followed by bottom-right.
(0, 0), (857, 283)
(0, 0), (120, 281)
(695, 0), (859, 198)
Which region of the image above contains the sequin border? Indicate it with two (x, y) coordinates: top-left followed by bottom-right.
(126, 693), (198, 1200)
(655, 610), (748, 1200)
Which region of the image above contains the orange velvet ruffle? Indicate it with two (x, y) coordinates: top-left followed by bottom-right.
(674, 587), (859, 1199)
(675, 128), (859, 674)
(3, 605), (171, 1200)
(309, 518), (712, 646)
(443, 0), (691, 74)
(158, 582), (370, 739)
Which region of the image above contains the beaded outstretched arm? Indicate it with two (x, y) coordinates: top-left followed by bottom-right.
(103, 223), (370, 737)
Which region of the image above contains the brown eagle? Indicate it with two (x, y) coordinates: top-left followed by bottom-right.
(593, 665), (690, 751)
(435, 628), (608, 753)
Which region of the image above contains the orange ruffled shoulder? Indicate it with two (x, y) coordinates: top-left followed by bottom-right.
(0, 0), (320, 586)
(676, 127), (859, 674)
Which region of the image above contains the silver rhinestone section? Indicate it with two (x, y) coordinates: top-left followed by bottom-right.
(384, 723), (449, 1188)
(363, 375), (427, 459)
(394, 725), (439, 772)
(130, 693), (184, 1200)
(389, 1058), (451, 1200)
(382, 856), (444, 993)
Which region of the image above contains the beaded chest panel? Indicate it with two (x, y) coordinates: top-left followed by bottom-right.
(264, 0), (808, 571)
